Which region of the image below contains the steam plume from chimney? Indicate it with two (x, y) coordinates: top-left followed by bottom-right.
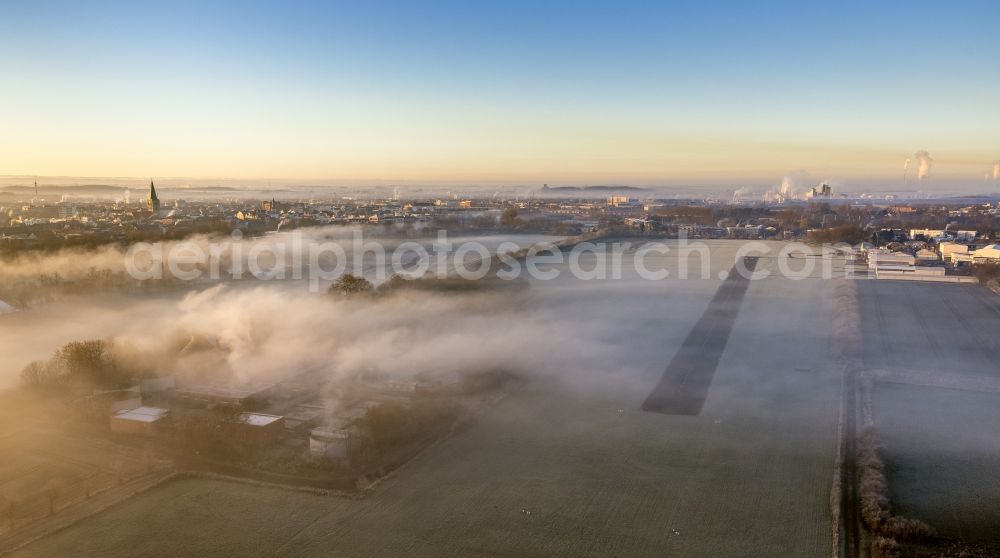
(902, 158), (910, 183)
(914, 151), (932, 182)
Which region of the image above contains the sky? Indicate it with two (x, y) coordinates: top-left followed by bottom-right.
(1, 0), (999, 189)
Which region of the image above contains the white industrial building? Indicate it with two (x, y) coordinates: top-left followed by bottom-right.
(939, 242), (969, 258)
(909, 229), (977, 241)
(909, 228), (946, 240)
(866, 249), (915, 267)
(865, 247), (977, 283)
(238, 412), (285, 445)
(972, 244), (1000, 264)
(109, 406), (169, 435)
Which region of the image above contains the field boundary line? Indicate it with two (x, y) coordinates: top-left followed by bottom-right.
(860, 369), (1000, 395)
(830, 278), (861, 558)
(0, 469), (178, 557)
(171, 471), (354, 498)
(831, 364), (847, 558)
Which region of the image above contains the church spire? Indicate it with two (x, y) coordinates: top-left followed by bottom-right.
(147, 179), (161, 212)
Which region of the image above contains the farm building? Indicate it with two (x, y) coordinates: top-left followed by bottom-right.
(110, 397), (143, 413)
(282, 403), (331, 431)
(238, 412), (285, 446)
(310, 427), (350, 463)
(174, 381), (278, 408)
(109, 406), (169, 436)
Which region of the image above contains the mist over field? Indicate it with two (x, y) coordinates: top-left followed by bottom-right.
(0, 240), (855, 557)
(0, 231), (637, 394)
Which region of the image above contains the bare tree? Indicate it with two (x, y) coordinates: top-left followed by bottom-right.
(328, 274), (373, 296)
(43, 481), (61, 516)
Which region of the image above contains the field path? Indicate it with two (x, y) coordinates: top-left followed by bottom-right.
(0, 470), (175, 557)
(839, 366), (861, 558)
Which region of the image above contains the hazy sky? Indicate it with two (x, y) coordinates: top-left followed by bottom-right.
(2, 0), (999, 187)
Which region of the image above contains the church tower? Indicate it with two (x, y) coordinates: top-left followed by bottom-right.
(147, 180), (161, 213)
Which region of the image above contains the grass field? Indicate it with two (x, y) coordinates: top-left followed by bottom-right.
(12, 241), (843, 557)
(859, 279), (1000, 544)
(0, 426), (160, 537)
(872, 383), (1000, 544)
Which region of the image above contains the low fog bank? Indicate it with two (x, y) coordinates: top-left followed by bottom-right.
(0, 279), (645, 395)
(0, 225), (557, 282)
(0, 226), (560, 308)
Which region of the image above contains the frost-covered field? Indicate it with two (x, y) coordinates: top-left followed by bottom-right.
(13, 241), (843, 557)
(872, 383), (1000, 544)
(860, 280), (1000, 544)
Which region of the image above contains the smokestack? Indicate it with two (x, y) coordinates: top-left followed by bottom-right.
(914, 150), (932, 182)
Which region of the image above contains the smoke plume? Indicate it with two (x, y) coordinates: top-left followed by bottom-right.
(914, 151), (932, 182)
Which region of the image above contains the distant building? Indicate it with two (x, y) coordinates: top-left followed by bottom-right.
(873, 229), (907, 245)
(110, 396), (143, 413)
(238, 412), (285, 446)
(867, 249), (915, 268)
(915, 249), (939, 262)
(909, 228), (946, 240)
(910, 228), (977, 242)
(146, 180), (161, 213)
(807, 183), (832, 199)
(726, 225), (764, 239)
(938, 242), (969, 259)
(56, 204), (77, 219)
(625, 218), (653, 232)
(174, 381), (278, 408)
(972, 244), (1000, 264)
(109, 406), (169, 436)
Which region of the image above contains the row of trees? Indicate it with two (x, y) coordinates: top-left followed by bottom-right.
(973, 263), (1000, 285)
(857, 427), (936, 550)
(348, 398), (461, 472)
(21, 340), (133, 393)
(328, 272), (513, 298)
(806, 224), (869, 245)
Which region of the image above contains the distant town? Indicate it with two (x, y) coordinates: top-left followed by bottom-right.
(4, 180), (1000, 277)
